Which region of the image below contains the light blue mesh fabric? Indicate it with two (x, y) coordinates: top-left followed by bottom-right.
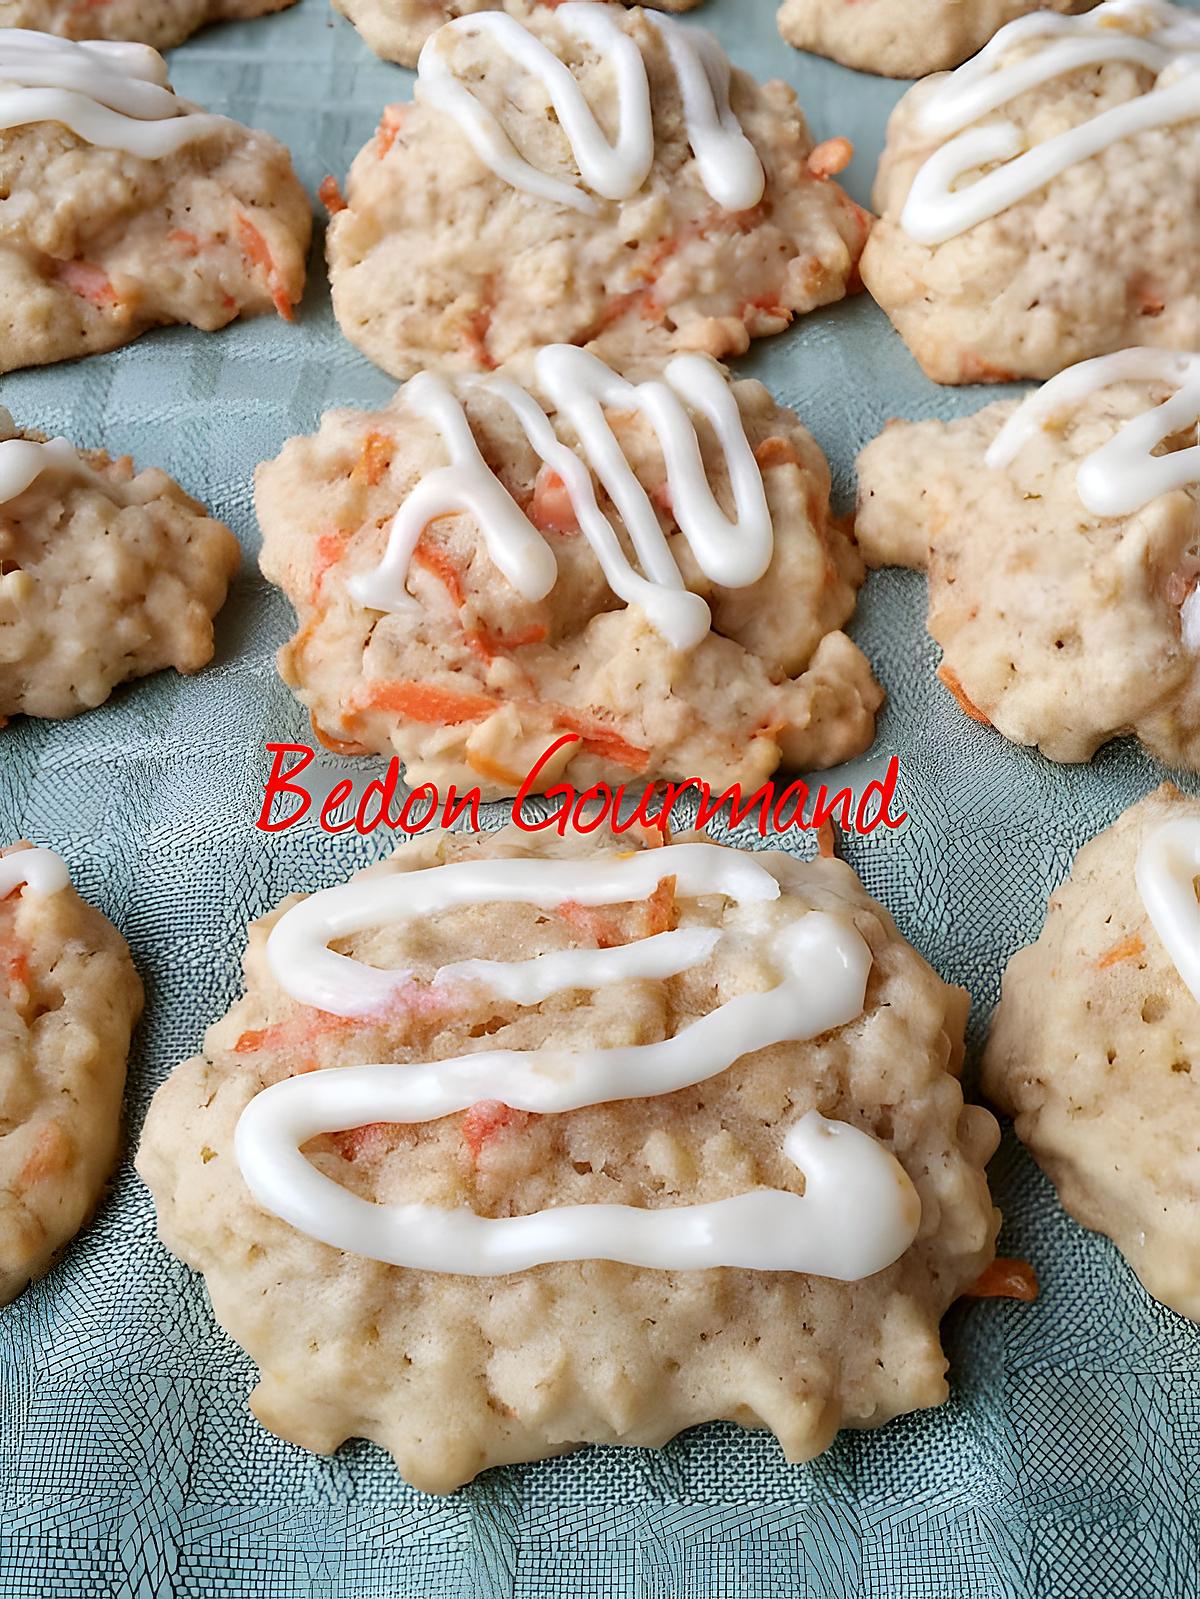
(2, 1), (1198, 1593)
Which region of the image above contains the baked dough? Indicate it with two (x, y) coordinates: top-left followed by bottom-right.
(326, 1), (868, 380)
(255, 348), (882, 798)
(334, 0), (700, 69)
(984, 785), (1200, 1320)
(0, 31), (312, 372)
(0, 0), (297, 49)
(777, 0), (1097, 80)
(1, 843), (143, 1305)
(860, 2), (1200, 382)
(137, 825), (999, 1493)
(854, 360), (1200, 768)
(0, 412), (241, 723)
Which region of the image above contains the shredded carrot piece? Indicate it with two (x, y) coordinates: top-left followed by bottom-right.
(233, 1009), (357, 1055)
(557, 901), (626, 948)
(19, 1121), (72, 1187)
(167, 228), (202, 256)
(462, 298), (497, 372)
(332, 1122), (395, 1162)
(754, 436), (801, 469)
(816, 820), (836, 859)
(552, 710), (650, 772)
(55, 259), (121, 309)
(466, 621), (548, 662)
(311, 714), (371, 757)
(311, 527), (352, 600)
(352, 430), (393, 488)
(411, 536), (466, 608)
(528, 467), (579, 534)
(966, 1258), (1039, 1302)
(236, 213), (294, 321)
(375, 105), (406, 158)
(937, 664), (992, 727)
(807, 137), (854, 179)
(354, 681), (498, 724)
(319, 175), (348, 215)
(462, 1100), (529, 1160)
(1096, 933), (1145, 970)
(643, 875), (678, 936)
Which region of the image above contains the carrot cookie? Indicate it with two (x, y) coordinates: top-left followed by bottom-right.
(855, 349), (1200, 768)
(334, 0), (700, 70)
(1, 844), (142, 1305)
(0, 0), (297, 49)
(136, 826), (1000, 1492)
(860, 0), (1200, 383)
(326, 2), (868, 380)
(777, 0), (1098, 80)
(0, 29), (312, 373)
(256, 345), (882, 798)
(0, 412), (240, 723)
(985, 785), (1200, 1319)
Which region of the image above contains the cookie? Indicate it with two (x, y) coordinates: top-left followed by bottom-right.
(256, 344), (882, 798)
(0, 29), (312, 372)
(0, 0), (297, 49)
(325, 1), (868, 380)
(1, 843), (143, 1305)
(136, 825), (1000, 1492)
(860, 0), (1200, 383)
(984, 784), (1200, 1319)
(855, 348), (1200, 768)
(777, 0), (1097, 80)
(0, 410), (241, 723)
(334, 0), (700, 70)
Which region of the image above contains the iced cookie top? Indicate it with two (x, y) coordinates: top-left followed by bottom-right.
(901, 0), (1200, 244)
(0, 28), (230, 156)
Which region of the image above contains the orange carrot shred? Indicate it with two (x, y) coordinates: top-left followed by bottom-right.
(319, 175), (348, 215)
(966, 1258), (1039, 1302)
(462, 1100), (528, 1160)
(236, 213), (294, 321)
(355, 681), (498, 724)
(937, 664), (992, 727)
(411, 537), (466, 608)
(1096, 933), (1145, 970)
(55, 259), (121, 309)
(807, 137), (854, 179)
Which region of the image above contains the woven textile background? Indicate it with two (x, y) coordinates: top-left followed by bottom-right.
(2, 0), (1199, 1593)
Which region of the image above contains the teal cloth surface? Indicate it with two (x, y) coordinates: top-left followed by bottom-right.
(2, 0), (1199, 1593)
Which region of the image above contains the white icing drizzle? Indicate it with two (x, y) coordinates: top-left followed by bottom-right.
(1136, 816), (1200, 1003)
(347, 345), (773, 653)
(237, 844), (921, 1278)
(0, 847), (70, 899)
(901, 0), (1200, 245)
(414, 4), (764, 215)
(985, 348), (1200, 517)
(0, 410), (101, 508)
(0, 28), (229, 157)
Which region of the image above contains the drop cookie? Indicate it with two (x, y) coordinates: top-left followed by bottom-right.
(333, 0), (700, 70)
(0, 0), (297, 50)
(777, 0), (1097, 80)
(256, 344), (882, 798)
(0, 29), (312, 372)
(326, 1), (868, 379)
(137, 825), (1000, 1492)
(855, 348), (1200, 768)
(1, 844), (143, 1305)
(860, 1), (1200, 383)
(0, 413), (240, 723)
(985, 784), (1200, 1320)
